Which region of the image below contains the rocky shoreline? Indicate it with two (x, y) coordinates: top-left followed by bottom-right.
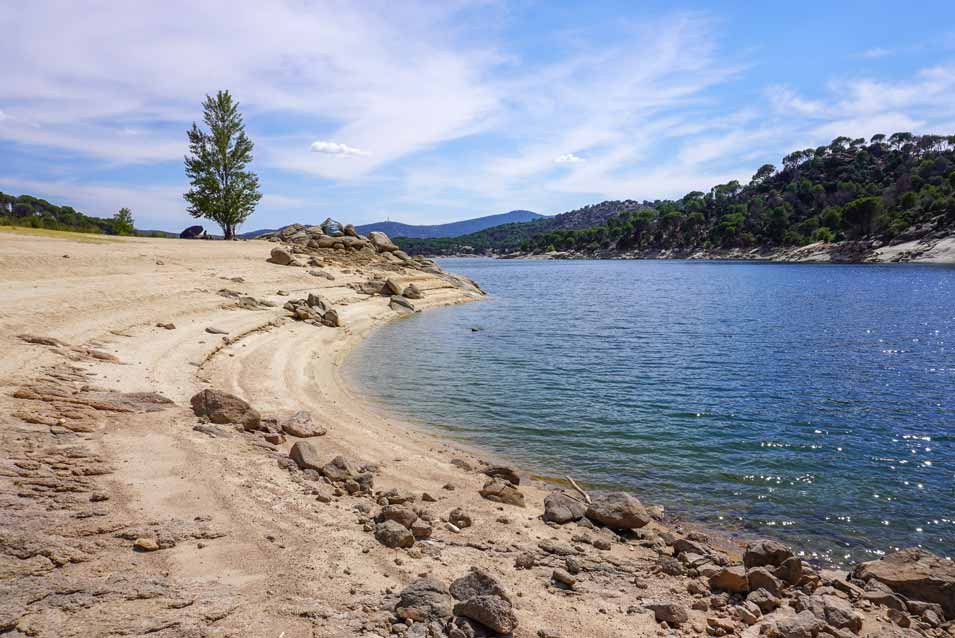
(0, 226), (952, 637)
(490, 233), (955, 264)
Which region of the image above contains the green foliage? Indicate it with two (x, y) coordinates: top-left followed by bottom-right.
(112, 207), (135, 235)
(184, 90), (262, 239)
(0, 191), (136, 235)
(395, 132), (955, 256)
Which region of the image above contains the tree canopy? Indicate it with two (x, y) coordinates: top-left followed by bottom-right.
(397, 132), (955, 256)
(184, 90), (262, 239)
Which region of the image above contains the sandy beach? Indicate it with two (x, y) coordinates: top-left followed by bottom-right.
(1, 230), (950, 638)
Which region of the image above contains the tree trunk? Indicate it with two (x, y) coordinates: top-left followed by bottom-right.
(223, 224), (234, 240)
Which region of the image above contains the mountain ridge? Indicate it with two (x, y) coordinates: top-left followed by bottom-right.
(355, 209), (543, 238)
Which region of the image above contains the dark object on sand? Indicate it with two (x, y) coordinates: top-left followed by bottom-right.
(180, 225), (205, 239)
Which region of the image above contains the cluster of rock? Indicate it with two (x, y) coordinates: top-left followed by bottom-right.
(391, 567), (518, 637)
(286, 440), (375, 498)
(478, 466), (526, 508)
(542, 489), (651, 530)
(283, 292), (341, 327)
(263, 220), (419, 266)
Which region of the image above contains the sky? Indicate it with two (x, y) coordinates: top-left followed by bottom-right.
(2, 1), (955, 232)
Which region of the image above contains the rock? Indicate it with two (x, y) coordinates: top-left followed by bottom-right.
(775, 556), (804, 586)
(377, 505), (418, 529)
(321, 217), (344, 237)
(538, 541), (578, 557)
(156, 322), (175, 330)
(134, 537), (160, 552)
(543, 492), (587, 524)
(190, 389), (260, 430)
(747, 588), (781, 614)
(375, 520), (414, 548)
(747, 567), (784, 595)
(552, 569), (576, 588)
(389, 295), (415, 314)
(289, 441), (322, 471)
(865, 628), (924, 638)
(736, 601), (761, 625)
(402, 283), (423, 299)
(744, 539), (794, 569)
(382, 278), (403, 295)
(816, 594), (863, 633)
(852, 548), (955, 619)
(268, 246), (294, 265)
(769, 610), (822, 638)
(645, 601), (688, 626)
(450, 567), (511, 603)
(514, 553), (535, 570)
(710, 566), (750, 593)
(368, 231), (399, 252)
(322, 456), (360, 482)
(280, 411), (326, 438)
(411, 518), (433, 539)
(482, 465), (520, 485)
(180, 224), (205, 239)
(453, 596), (517, 635)
(395, 579), (452, 623)
(344, 224), (358, 237)
(322, 308), (341, 328)
(205, 326), (228, 335)
(479, 479), (525, 507)
(449, 508), (472, 529)
(585, 492), (650, 529)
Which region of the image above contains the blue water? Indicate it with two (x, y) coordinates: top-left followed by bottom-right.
(346, 259), (955, 565)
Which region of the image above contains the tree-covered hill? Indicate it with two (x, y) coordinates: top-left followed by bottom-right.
(0, 192), (139, 236)
(395, 200), (648, 255)
(397, 133), (955, 256)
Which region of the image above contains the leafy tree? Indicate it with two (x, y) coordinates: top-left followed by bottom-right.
(843, 197), (883, 236)
(113, 207), (134, 235)
(184, 90), (262, 239)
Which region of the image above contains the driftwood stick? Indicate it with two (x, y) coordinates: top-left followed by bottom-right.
(566, 475), (591, 504)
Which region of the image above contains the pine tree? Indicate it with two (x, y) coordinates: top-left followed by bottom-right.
(183, 90), (262, 239)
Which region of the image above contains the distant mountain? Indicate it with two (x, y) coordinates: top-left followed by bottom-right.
(395, 200), (648, 255)
(238, 227), (279, 239)
(355, 210), (544, 239)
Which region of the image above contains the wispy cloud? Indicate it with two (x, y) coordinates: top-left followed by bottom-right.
(554, 153), (584, 164)
(310, 140), (370, 157)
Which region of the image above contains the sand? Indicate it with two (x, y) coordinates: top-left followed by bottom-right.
(0, 231), (934, 638)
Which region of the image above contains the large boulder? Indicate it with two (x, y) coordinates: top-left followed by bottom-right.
(395, 579), (452, 623)
(453, 596), (517, 635)
(450, 567), (511, 603)
(375, 520), (414, 548)
(368, 231), (399, 252)
(289, 441), (322, 471)
(190, 389), (260, 430)
(382, 277), (403, 295)
(710, 566), (750, 593)
(543, 491), (586, 524)
(281, 411), (326, 438)
(390, 296), (416, 314)
(267, 246), (293, 265)
(585, 492), (650, 529)
(376, 505), (418, 529)
(744, 539), (794, 568)
(853, 548), (955, 619)
(450, 568), (517, 634)
(479, 479), (525, 507)
(402, 283), (423, 300)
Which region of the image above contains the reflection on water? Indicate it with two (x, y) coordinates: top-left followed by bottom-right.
(346, 259), (955, 565)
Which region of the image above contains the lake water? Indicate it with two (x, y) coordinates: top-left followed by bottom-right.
(345, 258), (955, 565)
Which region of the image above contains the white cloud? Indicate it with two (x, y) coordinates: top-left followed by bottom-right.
(0, 109), (7, 122)
(310, 140), (370, 156)
(554, 153), (584, 164)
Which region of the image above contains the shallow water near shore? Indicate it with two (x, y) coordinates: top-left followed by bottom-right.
(346, 258), (955, 566)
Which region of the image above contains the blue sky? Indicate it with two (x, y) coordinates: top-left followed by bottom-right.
(2, 1), (955, 232)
